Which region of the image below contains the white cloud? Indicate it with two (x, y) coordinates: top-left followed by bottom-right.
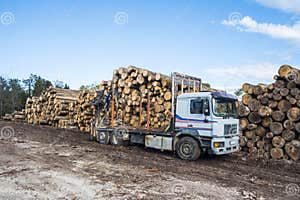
(223, 16), (300, 45)
(202, 63), (279, 91)
(203, 63), (277, 81)
(255, 0), (300, 14)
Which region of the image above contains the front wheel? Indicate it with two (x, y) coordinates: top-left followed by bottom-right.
(175, 137), (201, 161)
(97, 130), (110, 144)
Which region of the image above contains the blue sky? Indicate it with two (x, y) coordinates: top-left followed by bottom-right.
(1, 0), (300, 91)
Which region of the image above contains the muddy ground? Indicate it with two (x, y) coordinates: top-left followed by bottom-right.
(0, 120), (299, 200)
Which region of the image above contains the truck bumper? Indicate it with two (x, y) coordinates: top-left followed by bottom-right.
(209, 136), (240, 155)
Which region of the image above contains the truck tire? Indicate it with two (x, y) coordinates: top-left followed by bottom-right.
(97, 130), (110, 145)
(175, 137), (201, 161)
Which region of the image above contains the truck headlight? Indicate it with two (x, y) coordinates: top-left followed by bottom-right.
(213, 142), (224, 148)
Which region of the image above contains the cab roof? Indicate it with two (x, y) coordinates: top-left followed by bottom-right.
(178, 91), (237, 100)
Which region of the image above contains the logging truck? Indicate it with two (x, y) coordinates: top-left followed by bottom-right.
(91, 72), (240, 160)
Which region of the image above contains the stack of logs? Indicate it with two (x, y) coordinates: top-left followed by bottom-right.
(24, 83), (113, 132)
(2, 110), (26, 122)
(75, 89), (98, 132)
(96, 66), (201, 131)
(239, 65), (300, 161)
(10, 66), (209, 133)
(25, 87), (80, 130)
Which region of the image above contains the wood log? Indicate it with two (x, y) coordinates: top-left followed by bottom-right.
(268, 101), (278, 109)
(164, 91), (172, 101)
(270, 122), (283, 135)
(285, 140), (300, 161)
(274, 80), (285, 89)
(287, 69), (300, 84)
(271, 111), (285, 122)
(287, 80), (296, 89)
(257, 140), (265, 149)
(258, 106), (272, 117)
(277, 99), (291, 112)
(260, 96), (269, 105)
(271, 148), (284, 159)
(242, 94), (252, 106)
(273, 93), (282, 101)
(237, 103), (250, 117)
(239, 118), (249, 130)
(262, 117), (272, 128)
(287, 107), (300, 121)
(279, 88), (289, 96)
(283, 120), (295, 130)
(282, 130), (296, 142)
(272, 136), (285, 148)
(266, 132), (274, 139)
(239, 136), (247, 147)
(255, 126), (266, 137)
(242, 83), (254, 93)
(245, 130), (255, 139)
(248, 99), (260, 112)
(290, 88), (300, 97)
(247, 124), (257, 130)
(248, 112), (262, 124)
(278, 64), (293, 79)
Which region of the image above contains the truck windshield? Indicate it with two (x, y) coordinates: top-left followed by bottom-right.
(212, 98), (237, 118)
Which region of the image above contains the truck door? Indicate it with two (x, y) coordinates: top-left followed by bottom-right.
(187, 98), (213, 136)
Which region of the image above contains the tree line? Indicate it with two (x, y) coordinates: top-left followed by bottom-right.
(0, 74), (69, 116)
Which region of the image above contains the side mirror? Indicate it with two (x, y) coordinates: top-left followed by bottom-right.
(203, 99), (210, 116)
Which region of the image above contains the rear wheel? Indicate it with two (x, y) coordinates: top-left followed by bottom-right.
(175, 137), (201, 161)
(97, 130), (110, 144)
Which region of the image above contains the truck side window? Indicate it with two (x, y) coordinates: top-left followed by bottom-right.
(190, 99), (203, 114)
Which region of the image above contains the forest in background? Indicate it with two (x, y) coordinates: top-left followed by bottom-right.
(0, 74), (69, 116)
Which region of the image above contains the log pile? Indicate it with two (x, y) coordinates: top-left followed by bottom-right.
(6, 66), (211, 134)
(100, 66), (202, 131)
(25, 87), (80, 129)
(2, 110), (26, 122)
(75, 89), (98, 132)
(239, 65), (300, 161)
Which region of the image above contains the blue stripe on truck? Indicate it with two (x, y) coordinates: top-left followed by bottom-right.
(175, 126), (212, 131)
(175, 114), (217, 123)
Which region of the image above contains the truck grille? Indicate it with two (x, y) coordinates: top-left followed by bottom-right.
(224, 124), (237, 135)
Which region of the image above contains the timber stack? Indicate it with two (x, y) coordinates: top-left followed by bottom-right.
(239, 65), (300, 161)
(25, 87), (80, 129)
(2, 110), (26, 122)
(100, 65), (202, 131)
(75, 89), (98, 132)
(8, 66), (211, 133)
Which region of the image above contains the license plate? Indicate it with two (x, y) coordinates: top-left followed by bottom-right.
(230, 141), (236, 145)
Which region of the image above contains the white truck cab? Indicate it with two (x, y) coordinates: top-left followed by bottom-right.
(175, 91), (239, 158)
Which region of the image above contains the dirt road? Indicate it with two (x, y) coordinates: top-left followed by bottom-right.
(0, 120), (299, 200)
